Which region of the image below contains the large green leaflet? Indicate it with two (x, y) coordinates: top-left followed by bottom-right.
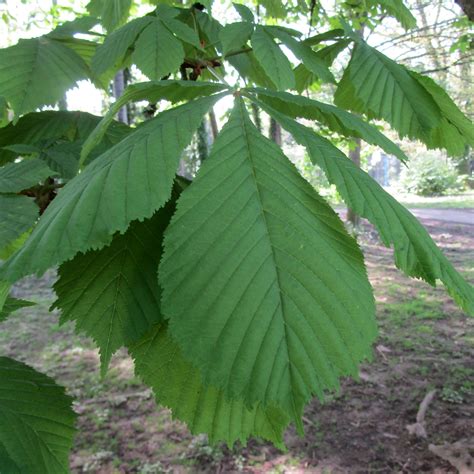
(334, 41), (442, 142)
(0, 195), (38, 249)
(130, 324), (290, 447)
(250, 87), (409, 163)
(0, 93), (227, 282)
(0, 38), (89, 117)
(81, 81), (228, 161)
(53, 203), (175, 375)
(0, 159), (56, 193)
(0, 357), (76, 473)
(160, 99), (377, 427)
(254, 99), (474, 315)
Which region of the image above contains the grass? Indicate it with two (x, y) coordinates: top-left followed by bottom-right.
(388, 189), (474, 209)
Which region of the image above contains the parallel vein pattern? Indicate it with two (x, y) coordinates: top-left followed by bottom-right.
(334, 41), (441, 141)
(53, 204), (175, 374)
(250, 87), (408, 163)
(130, 325), (290, 447)
(257, 100), (474, 315)
(160, 100), (377, 425)
(0, 94), (225, 282)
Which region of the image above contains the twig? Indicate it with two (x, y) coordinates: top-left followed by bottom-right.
(406, 389), (436, 438)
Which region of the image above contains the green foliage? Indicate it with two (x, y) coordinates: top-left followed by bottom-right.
(0, 38), (89, 117)
(0, 357), (77, 473)
(0, 159), (56, 193)
(400, 153), (462, 197)
(0, 296), (35, 322)
(130, 324), (290, 447)
(159, 100), (377, 427)
(0, 1), (473, 468)
(53, 202), (175, 374)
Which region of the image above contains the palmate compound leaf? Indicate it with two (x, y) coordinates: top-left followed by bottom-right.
(159, 98), (377, 428)
(0, 357), (77, 473)
(0, 159), (56, 193)
(81, 80), (228, 162)
(333, 40), (473, 152)
(130, 324), (290, 447)
(249, 87), (409, 163)
(251, 98), (474, 315)
(53, 200), (176, 375)
(0, 93), (228, 283)
(0, 37), (89, 117)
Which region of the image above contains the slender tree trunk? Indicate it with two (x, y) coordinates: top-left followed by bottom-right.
(269, 117), (282, 146)
(197, 119), (209, 162)
(209, 109), (218, 141)
(347, 139), (361, 227)
(113, 71), (128, 124)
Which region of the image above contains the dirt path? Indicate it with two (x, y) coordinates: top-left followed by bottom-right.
(409, 208), (474, 225)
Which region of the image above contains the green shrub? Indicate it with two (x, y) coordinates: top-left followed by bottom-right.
(401, 152), (463, 196)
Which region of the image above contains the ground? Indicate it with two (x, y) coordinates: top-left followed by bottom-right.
(1, 207), (473, 473)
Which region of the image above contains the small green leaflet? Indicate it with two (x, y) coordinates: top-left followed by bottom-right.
(0, 159), (56, 193)
(160, 99), (376, 427)
(130, 324), (290, 447)
(334, 41), (442, 142)
(81, 81), (228, 162)
(159, 16), (203, 50)
(47, 16), (100, 39)
(255, 99), (474, 315)
(0, 93), (227, 283)
(0, 357), (77, 473)
(233, 3), (255, 22)
(371, 0), (417, 30)
(132, 18), (185, 80)
(0, 37), (89, 117)
(269, 28), (335, 84)
(249, 87), (408, 163)
(0, 296), (35, 323)
(0, 195), (38, 249)
(219, 22), (254, 55)
(251, 26), (295, 90)
(87, 0), (132, 32)
(53, 203), (175, 375)
(303, 29), (345, 46)
(91, 16), (153, 76)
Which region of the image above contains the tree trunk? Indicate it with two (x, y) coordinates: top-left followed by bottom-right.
(209, 109), (218, 141)
(269, 117), (282, 146)
(113, 71), (128, 124)
(347, 139), (361, 227)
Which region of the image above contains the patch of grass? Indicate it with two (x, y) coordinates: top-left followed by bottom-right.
(389, 190), (474, 209)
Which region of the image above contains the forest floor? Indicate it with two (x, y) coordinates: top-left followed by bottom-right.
(1, 213), (473, 474)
